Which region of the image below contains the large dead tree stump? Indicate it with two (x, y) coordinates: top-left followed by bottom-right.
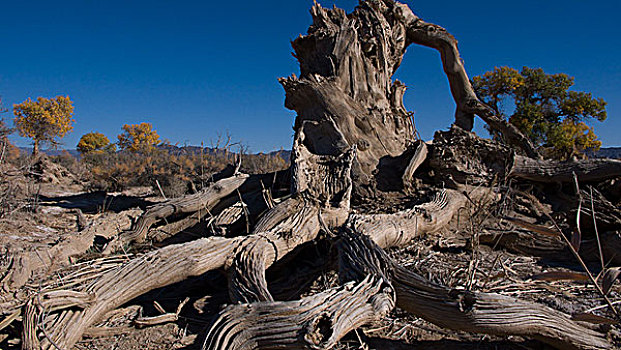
(281, 0), (537, 198)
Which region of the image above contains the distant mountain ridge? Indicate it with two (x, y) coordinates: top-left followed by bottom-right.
(587, 147), (621, 159)
(19, 145), (618, 161)
(19, 145), (292, 161)
(18, 147), (81, 158)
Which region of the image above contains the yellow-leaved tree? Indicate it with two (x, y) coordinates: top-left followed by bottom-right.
(471, 66), (607, 160)
(545, 119), (601, 161)
(77, 132), (116, 155)
(13, 96), (75, 155)
(117, 122), (160, 153)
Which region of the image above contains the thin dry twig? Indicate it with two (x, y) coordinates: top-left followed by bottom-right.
(572, 172), (583, 251)
(585, 300), (621, 314)
(134, 297), (189, 327)
(155, 179), (167, 200)
(543, 203), (619, 318)
(589, 186), (606, 274)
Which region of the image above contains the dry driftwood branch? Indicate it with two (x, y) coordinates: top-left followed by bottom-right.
(392, 264), (611, 350)
(402, 140), (427, 190)
(24, 236), (240, 349)
(344, 231), (611, 350)
(0, 309), (20, 333)
(349, 187), (496, 248)
(510, 155), (621, 183)
(204, 275), (392, 350)
(134, 297), (189, 327)
(83, 326), (134, 338)
(37, 290), (95, 313)
(106, 173), (250, 251)
(22, 299), (39, 350)
(479, 228), (566, 257)
(1, 208), (140, 291)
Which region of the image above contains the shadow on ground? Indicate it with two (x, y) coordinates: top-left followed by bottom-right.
(363, 337), (551, 349)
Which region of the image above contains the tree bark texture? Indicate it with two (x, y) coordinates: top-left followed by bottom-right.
(281, 0), (537, 197)
(105, 173), (250, 251)
(510, 156), (621, 183)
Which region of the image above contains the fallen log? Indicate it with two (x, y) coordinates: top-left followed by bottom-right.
(353, 230), (612, 350)
(393, 264), (610, 350)
(510, 156), (621, 183)
(105, 173), (250, 251)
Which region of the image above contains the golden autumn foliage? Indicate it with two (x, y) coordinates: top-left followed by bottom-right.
(117, 122), (161, 153)
(544, 120), (601, 161)
(77, 132), (115, 155)
(472, 66), (606, 160)
(13, 96), (75, 155)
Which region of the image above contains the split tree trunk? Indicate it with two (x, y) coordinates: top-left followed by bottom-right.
(281, 0), (537, 197)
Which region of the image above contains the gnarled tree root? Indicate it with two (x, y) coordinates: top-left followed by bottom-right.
(227, 197), (322, 303)
(204, 275), (393, 350)
(23, 236), (239, 350)
(1, 209), (141, 292)
(393, 264), (610, 350)
(204, 230), (610, 350)
(205, 225), (395, 350)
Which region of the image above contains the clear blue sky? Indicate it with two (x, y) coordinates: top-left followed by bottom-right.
(1, 0), (620, 152)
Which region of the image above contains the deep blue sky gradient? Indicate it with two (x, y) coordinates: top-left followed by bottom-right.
(1, 0), (619, 152)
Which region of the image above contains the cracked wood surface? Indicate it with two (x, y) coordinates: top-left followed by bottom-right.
(227, 135), (355, 304)
(510, 155), (621, 183)
(106, 174), (250, 251)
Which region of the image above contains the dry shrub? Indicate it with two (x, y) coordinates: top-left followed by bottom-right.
(240, 151), (289, 174)
(82, 147), (289, 197)
(49, 151), (81, 176)
(0, 160), (43, 218)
